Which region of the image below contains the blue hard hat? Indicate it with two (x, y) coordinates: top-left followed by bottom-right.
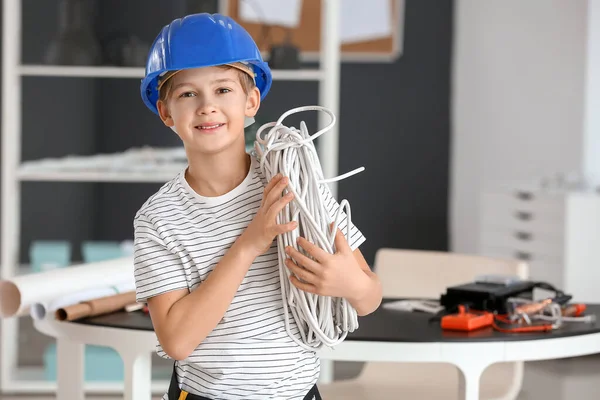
(140, 13), (272, 115)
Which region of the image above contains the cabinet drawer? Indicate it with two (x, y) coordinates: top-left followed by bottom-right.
(480, 228), (564, 259)
(481, 192), (565, 230)
(482, 191), (565, 212)
(480, 212), (565, 237)
(479, 244), (563, 265)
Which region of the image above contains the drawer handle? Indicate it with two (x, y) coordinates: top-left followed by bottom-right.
(515, 191), (534, 201)
(515, 211), (533, 221)
(515, 231), (533, 240)
(515, 251), (532, 261)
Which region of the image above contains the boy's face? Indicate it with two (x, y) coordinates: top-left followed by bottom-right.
(157, 66), (260, 156)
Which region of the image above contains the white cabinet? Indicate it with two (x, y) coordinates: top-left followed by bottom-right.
(479, 188), (600, 304)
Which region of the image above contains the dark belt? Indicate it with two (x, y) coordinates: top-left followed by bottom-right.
(168, 363), (322, 400)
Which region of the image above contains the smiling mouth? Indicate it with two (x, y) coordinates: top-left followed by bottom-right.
(196, 123), (225, 131)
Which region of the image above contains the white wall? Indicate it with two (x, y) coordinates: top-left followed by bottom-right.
(450, 0), (589, 254)
(583, 0), (600, 180)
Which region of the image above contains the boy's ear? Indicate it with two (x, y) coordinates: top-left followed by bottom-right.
(157, 100), (175, 127)
(245, 87), (261, 118)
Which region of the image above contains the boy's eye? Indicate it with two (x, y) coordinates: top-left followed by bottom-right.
(179, 91), (196, 98)
(217, 88), (231, 94)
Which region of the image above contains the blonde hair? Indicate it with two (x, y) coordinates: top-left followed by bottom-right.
(158, 63), (256, 103)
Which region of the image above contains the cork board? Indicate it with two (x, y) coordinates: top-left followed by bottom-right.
(220, 0), (404, 62)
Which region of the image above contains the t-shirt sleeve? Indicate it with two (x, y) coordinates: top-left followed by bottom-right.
(319, 184), (366, 251)
(133, 213), (189, 303)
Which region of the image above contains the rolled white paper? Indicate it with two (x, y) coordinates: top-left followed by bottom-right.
(0, 257), (134, 318)
(30, 280), (135, 320)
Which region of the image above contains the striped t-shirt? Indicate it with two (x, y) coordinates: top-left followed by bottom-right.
(133, 154), (365, 400)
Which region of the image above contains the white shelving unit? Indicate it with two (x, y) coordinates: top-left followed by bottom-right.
(20, 65), (325, 80)
(1, 0), (342, 394)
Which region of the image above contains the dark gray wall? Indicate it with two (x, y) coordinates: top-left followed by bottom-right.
(92, 0), (201, 242)
(18, 0), (98, 262)
(338, 1), (453, 259)
(7, 0), (452, 265)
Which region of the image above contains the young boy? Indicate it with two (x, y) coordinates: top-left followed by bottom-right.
(134, 13), (382, 400)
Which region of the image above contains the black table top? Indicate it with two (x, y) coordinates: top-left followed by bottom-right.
(73, 299), (600, 343)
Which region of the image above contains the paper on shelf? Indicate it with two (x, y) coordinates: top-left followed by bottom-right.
(239, 0), (302, 28)
(341, 0), (392, 44)
(0, 257), (134, 318)
(30, 280), (135, 320)
(20, 146), (187, 173)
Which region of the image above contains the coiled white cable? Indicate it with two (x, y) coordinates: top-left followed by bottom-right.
(508, 297), (595, 324)
(254, 105), (365, 351)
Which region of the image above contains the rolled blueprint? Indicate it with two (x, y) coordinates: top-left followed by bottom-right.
(30, 280), (135, 320)
(0, 257), (134, 318)
(55, 291), (137, 321)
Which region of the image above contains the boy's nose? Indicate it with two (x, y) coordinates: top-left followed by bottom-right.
(197, 101), (218, 115)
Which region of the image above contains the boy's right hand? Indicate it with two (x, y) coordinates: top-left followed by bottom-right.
(240, 174), (297, 257)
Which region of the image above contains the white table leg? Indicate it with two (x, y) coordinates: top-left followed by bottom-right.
(319, 359), (334, 384)
(457, 362), (486, 400)
(56, 339), (84, 400)
(122, 351), (152, 400)
(491, 361), (524, 400)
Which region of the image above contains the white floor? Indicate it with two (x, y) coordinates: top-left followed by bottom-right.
(1, 356), (600, 399)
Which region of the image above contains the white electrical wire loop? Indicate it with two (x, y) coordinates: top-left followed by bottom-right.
(254, 105), (365, 350)
(508, 297), (595, 325)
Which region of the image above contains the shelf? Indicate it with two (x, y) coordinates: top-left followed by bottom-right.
(20, 65), (144, 78)
(18, 147), (187, 183)
(18, 169), (180, 183)
(19, 65), (324, 81)
(273, 69), (324, 81)
(11, 366), (169, 394)
(16, 264), (33, 276)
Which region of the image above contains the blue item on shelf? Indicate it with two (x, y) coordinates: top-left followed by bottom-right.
(81, 241), (124, 263)
(43, 343), (124, 382)
(29, 241), (71, 273)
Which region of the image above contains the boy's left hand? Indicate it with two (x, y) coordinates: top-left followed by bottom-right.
(284, 227), (368, 301)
